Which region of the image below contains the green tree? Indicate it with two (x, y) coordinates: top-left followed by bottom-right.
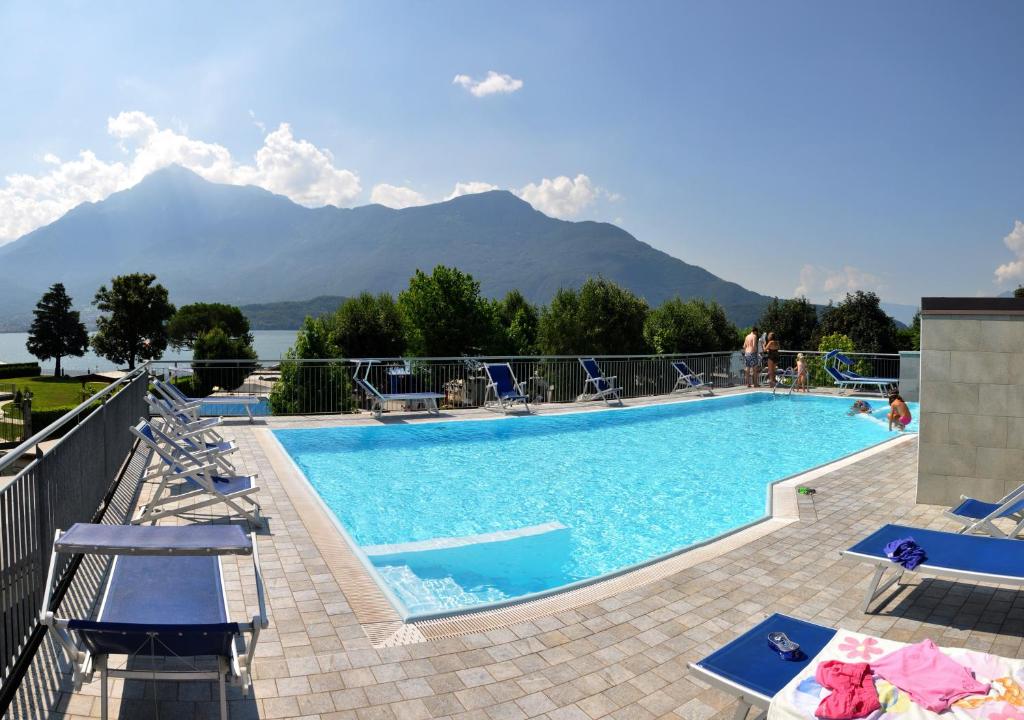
(757, 296), (818, 350)
(538, 277), (649, 355)
(816, 291), (898, 353)
(331, 292), (406, 358)
(896, 312), (921, 351)
(399, 266), (494, 356)
(25, 283), (89, 377)
(168, 303), (252, 348)
(643, 297), (737, 353)
(270, 316), (349, 414)
(91, 273), (176, 369)
(1014, 286), (1024, 298)
(192, 327), (259, 394)
(488, 290), (539, 355)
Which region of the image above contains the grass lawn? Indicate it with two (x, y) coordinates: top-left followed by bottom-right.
(1, 376), (110, 413)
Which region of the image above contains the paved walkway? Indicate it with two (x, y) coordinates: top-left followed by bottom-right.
(24, 399), (1022, 720)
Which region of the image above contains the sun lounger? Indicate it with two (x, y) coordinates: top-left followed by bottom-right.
(131, 420), (263, 527)
(41, 523), (267, 720)
(671, 360), (713, 396)
(146, 393), (239, 474)
(579, 358), (622, 405)
(154, 378), (262, 423)
(842, 523), (1024, 612)
(352, 362), (443, 419)
(943, 485), (1024, 537)
(823, 350), (898, 396)
(691, 612), (1024, 720)
(689, 613), (835, 717)
(483, 363), (531, 413)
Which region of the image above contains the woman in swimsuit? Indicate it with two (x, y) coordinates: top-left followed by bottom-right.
(887, 392), (912, 431)
(764, 332), (781, 387)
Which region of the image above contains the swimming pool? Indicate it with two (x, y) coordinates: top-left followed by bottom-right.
(273, 393), (917, 618)
(198, 398), (270, 417)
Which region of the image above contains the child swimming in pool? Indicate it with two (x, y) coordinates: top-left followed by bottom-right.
(887, 392), (912, 431)
(795, 353), (809, 392)
(847, 399), (871, 415)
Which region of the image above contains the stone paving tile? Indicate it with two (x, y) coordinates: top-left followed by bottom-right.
(22, 406), (1024, 720)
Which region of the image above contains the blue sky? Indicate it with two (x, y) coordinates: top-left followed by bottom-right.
(1, 1), (1023, 306)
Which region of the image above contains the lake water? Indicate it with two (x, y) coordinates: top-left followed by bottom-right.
(0, 330), (299, 374)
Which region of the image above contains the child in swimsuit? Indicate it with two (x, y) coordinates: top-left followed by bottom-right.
(795, 353), (809, 393)
(887, 392), (911, 431)
(847, 399), (871, 415)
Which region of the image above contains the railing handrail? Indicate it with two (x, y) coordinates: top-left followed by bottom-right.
(148, 349), (901, 365)
(0, 363), (151, 476)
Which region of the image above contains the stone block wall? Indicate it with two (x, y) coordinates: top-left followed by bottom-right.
(917, 298), (1024, 505)
(898, 351), (920, 402)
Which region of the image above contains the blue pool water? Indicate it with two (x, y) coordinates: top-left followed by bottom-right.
(274, 393), (917, 617)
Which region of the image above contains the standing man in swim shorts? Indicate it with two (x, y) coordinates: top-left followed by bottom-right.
(743, 326), (760, 388)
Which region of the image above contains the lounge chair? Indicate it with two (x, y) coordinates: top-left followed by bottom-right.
(154, 377), (262, 423)
(352, 362), (444, 419)
(823, 350), (898, 396)
(842, 523), (1024, 612)
(689, 613), (835, 718)
(146, 393), (239, 474)
(131, 420), (263, 528)
(671, 360), (713, 396)
(578, 358), (622, 405)
(943, 485), (1024, 537)
(41, 523), (267, 720)
(691, 612), (1024, 719)
(483, 363), (531, 413)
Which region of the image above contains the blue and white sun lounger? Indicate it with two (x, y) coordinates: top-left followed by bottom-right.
(352, 362), (444, 419)
(131, 420), (263, 528)
(579, 358), (622, 405)
(671, 360), (713, 396)
(689, 613), (835, 717)
(41, 523), (267, 720)
(823, 350), (898, 396)
(943, 485), (1024, 538)
(483, 363), (531, 413)
(842, 523), (1024, 612)
(146, 393), (239, 474)
(154, 377), (262, 423)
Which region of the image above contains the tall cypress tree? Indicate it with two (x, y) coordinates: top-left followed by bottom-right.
(26, 283), (89, 377)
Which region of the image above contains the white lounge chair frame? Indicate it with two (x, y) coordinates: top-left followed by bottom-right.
(671, 361), (714, 396)
(942, 486), (1024, 538)
(483, 363), (531, 414)
(146, 393), (239, 475)
(154, 377), (261, 423)
(131, 420), (264, 528)
(578, 358), (623, 405)
(353, 361), (443, 419)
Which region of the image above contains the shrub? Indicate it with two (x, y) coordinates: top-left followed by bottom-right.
(0, 363), (41, 379)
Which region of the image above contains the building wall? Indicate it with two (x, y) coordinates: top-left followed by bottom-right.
(917, 301), (1024, 505)
(898, 351), (920, 402)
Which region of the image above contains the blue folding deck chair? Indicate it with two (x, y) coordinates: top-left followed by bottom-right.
(155, 377), (262, 423)
(689, 613), (835, 718)
(842, 523), (1024, 612)
(352, 361), (444, 418)
(943, 484), (1024, 537)
(483, 362), (531, 413)
(671, 360), (714, 396)
(579, 358), (622, 405)
(131, 420), (264, 528)
(146, 392), (239, 474)
(823, 350), (898, 396)
(41, 523), (268, 720)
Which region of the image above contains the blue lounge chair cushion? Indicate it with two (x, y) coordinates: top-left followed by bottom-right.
(69, 555), (238, 657)
(951, 497), (1024, 520)
(56, 523), (252, 556)
(695, 613), (835, 699)
(846, 523), (1024, 578)
(581, 359), (613, 392)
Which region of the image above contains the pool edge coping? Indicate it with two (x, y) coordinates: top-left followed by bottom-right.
(254, 397), (917, 645)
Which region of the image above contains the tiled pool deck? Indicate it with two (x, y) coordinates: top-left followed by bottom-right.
(16, 391), (1024, 720)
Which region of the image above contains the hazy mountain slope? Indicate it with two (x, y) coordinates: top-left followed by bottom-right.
(0, 165), (775, 326)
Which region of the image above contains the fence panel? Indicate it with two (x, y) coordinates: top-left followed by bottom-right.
(0, 368), (147, 699)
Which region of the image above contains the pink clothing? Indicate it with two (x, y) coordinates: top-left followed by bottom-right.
(814, 661), (880, 720)
(871, 639), (989, 712)
(898, 416), (911, 426)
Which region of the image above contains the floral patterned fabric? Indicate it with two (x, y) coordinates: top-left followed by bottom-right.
(768, 631), (1024, 720)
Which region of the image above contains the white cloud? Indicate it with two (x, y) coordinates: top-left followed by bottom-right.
(795, 264), (884, 301)
(994, 220), (1024, 284)
(445, 181), (499, 200)
(370, 183), (428, 209)
(453, 71), (523, 97)
(516, 174), (599, 219)
(0, 111), (361, 242)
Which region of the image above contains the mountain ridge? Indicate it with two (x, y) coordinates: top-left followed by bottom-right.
(0, 165), (776, 326)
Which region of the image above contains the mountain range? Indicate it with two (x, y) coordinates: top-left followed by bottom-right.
(0, 165), (781, 329)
